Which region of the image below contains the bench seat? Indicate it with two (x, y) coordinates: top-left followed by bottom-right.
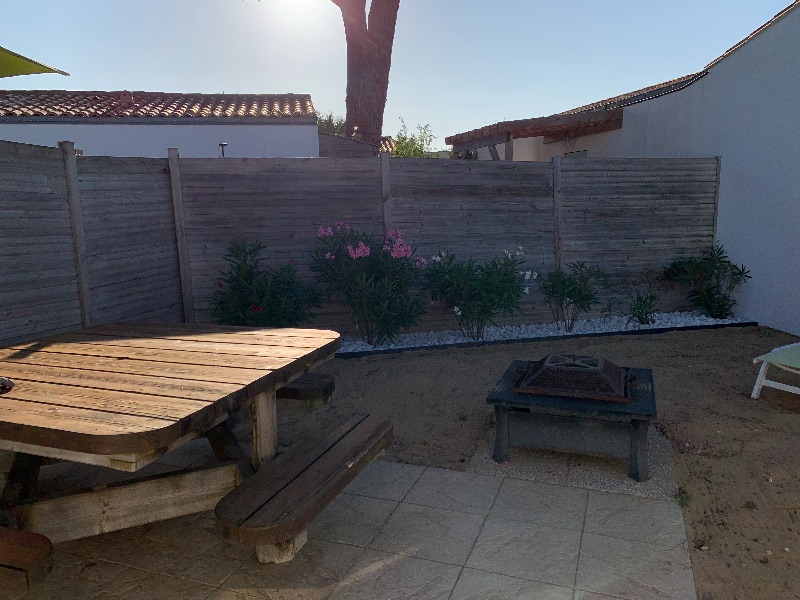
(215, 413), (392, 563)
(276, 373), (335, 402)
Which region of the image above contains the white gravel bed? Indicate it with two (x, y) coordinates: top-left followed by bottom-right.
(336, 311), (754, 355)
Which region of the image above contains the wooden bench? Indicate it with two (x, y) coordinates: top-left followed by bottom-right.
(275, 373), (335, 426)
(215, 413), (392, 564)
(0, 527), (53, 593)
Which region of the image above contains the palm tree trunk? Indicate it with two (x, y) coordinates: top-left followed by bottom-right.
(332, 0), (400, 147)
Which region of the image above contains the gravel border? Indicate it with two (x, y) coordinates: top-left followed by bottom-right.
(336, 311), (757, 358)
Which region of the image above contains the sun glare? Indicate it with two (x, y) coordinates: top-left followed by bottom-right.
(272, 0), (329, 22)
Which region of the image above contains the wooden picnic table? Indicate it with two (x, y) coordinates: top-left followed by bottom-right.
(0, 322), (340, 544)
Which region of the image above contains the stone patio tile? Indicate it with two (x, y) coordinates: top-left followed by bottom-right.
(59, 516), (249, 587)
(488, 479), (588, 532)
(450, 568), (573, 600)
(221, 538), (363, 600)
(403, 467), (502, 515)
(90, 568), (217, 600)
(573, 592), (631, 600)
(343, 460), (425, 501)
(308, 493), (397, 546)
(27, 551), (128, 600)
(327, 549), (461, 600)
(368, 502), (485, 565)
(466, 516), (582, 588)
(576, 532), (697, 600)
(584, 491), (687, 549)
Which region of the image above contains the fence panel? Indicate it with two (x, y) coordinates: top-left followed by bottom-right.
(77, 156), (183, 324)
(0, 141), (82, 343)
(559, 158), (719, 275)
(179, 157), (384, 323)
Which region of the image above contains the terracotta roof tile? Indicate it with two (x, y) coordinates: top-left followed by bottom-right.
(0, 90), (315, 120)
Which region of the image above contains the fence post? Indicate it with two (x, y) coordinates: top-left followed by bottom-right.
(60, 141), (93, 326)
(167, 148), (195, 323)
(712, 156), (721, 243)
(380, 152), (392, 235)
(552, 156), (564, 270)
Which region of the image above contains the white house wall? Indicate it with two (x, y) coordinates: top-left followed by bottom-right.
(520, 9), (800, 335)
(0, 123), (319, 158)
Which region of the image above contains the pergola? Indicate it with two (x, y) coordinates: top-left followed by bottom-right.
(445, 109), (623, 160)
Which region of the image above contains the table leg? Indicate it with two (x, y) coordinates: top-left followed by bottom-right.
(1, 452), (43, 506)
(251, 390), (278, 471)
(629, 419), (650, 482)
(492, 406), (510, 463)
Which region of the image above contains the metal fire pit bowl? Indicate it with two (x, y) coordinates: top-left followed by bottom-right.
(511, 354), (634, 404)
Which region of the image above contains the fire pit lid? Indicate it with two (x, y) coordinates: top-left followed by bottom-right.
(511, 354), (631, 403)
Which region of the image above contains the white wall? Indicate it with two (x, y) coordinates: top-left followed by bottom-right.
(0, 123), (320, 158)
(509, 9), (800, 335)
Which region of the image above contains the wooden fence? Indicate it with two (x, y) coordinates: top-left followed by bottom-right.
(0, 139), (720, 343)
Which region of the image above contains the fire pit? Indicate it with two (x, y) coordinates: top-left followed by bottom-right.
(486, 355), (656, 481)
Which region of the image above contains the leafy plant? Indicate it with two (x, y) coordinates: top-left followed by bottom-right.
(663, 244), (751, 318)
(538, 262), (610, 332)
(311, 222), (425, 345)
(317, 110), (346, 136)
(390, 118), (436, 158)
(424, 249), (530, 340)
(212, 240), (320, 327)
(625, 270), (661, 325)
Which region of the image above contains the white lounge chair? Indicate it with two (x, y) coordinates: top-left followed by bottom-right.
(751, 342), (800, 399)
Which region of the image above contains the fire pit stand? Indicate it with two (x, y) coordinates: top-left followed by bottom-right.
(486, 357), (656, 481)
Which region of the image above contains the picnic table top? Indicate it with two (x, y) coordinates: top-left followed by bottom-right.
(0, 323), (340, 458)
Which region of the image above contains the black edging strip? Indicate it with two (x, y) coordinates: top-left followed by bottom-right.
(334, 321), (759, 359)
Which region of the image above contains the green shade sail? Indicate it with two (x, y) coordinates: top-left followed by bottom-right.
(0, 45), (68, 78)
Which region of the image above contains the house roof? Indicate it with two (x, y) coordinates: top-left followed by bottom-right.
(446, 1), (799, 150)
(0, 90), (316, 123)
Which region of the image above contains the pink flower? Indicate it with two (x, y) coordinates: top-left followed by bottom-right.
(249, 304), (264, 313)
(390, 239), (412, 258)
(415, 257), (428, 267)
(335, 221), (351, 233)
(383, 243), (391, 252)
(347, 242), (371, 258)
(317, 226), (333, 238)
(387, 228), (403, 240)
(325, 252), (336, 260)
(214, 281), (223, 288)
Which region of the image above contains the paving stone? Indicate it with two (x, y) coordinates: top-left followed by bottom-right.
(489, 478), (588, 532)
(26, 551), (128, 600)
(466, 516), (582, 588)
(90, 568), (217, 600)
(308, 493), (397, 546)
(450, 568), (573, 600)
(576, 532), (697, 600)
(368, 503), (485, 565)
(221, 539), (362, 600)
(403, 467), (501, 515)
(343, 460), (425, 501)
(58, 516), (248, 587)
(327, 549), (460, 600)
(584, 491), (687, 549)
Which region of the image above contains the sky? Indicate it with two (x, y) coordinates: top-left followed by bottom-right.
(2, 0), (792, 150)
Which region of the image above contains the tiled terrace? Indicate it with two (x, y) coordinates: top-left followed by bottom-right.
(17, 437), (697, 600)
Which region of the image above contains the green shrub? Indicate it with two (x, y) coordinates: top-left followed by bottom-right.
(311, 223), (425, 345)
(424, 249), (529, 340)
(625, 271), (661, 325)
(663, 244), (751, 318)
(212, 240), (320, 327)
(538, 262), (609, 332)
